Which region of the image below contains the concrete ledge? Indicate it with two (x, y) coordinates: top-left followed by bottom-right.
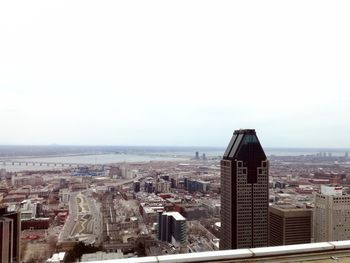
(82, 241), (350, 263)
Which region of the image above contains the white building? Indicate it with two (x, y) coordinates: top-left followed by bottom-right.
(47, 252), (66, 263)
(156, 180), (170, 193)
(314, 185), (350, 242)
(20, 200), (37, 220)
(59, 188), (70, 205)
(0, 169), (6, 179)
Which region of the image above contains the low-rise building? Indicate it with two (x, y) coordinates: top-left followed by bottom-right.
(269, 204), (312, 246)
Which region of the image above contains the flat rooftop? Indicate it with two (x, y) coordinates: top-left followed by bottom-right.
(163, 211), (186, 221)
(270, 204), (312, 211)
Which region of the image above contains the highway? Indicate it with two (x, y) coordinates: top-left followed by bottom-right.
(59, 190), (102, 245)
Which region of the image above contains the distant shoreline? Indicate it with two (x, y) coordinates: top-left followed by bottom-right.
(0, 145), (349, 159)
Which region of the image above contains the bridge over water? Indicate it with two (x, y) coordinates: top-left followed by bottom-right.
(0, 160), (90, 168)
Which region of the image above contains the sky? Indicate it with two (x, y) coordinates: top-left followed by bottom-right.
(0, 1), (349, 148)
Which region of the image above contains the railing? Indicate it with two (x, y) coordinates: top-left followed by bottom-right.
(82, 240), (350, 263)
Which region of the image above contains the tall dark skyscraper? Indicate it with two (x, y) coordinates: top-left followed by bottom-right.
(220, 129), (269, 250)
(0, 205), (21, 263)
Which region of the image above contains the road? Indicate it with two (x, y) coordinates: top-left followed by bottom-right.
(59, 190), (102, 245)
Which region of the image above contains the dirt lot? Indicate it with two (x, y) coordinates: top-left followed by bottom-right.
(22, 242), (54, 263)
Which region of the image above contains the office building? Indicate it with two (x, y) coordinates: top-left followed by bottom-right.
(314, 185), (350, 242)
(195, 152), (199, 160)
(220, 129), (269, 250)
(157, 211), (186, 247)
(186, 179), (210, 193)
(269, 205), (312, 246)
(0, 169), (6, 181)
(156, 180), (170, 193)
(0, 205), (21, 263)
(144, 181), (155, 193)
(160, 175), (170, 181)
(59, 188), (70, 205)
(133, 181), (140, 193)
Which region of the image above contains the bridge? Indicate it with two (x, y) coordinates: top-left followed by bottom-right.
(0, 160), (90, 168)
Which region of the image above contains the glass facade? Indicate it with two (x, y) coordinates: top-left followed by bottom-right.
(220, 129), (269, 250)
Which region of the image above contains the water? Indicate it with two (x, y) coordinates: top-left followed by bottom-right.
(0, 146), (349, 172)
(166, 148), (349, 158)
(0, 153), (190, 172)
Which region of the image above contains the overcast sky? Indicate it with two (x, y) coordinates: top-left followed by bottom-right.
(0, 1), (349, 147)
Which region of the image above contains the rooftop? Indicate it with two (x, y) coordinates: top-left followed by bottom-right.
(270, 204), (312, 211)
(163, 211), (186, 221)
(223, 129), (266, 161)
(234, 129), (256, 134)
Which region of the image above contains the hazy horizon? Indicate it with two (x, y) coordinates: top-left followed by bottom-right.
(1, 144), (350, 150)
(1, 1), (350, 148)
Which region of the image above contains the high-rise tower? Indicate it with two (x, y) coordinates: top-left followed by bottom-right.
(0, 205), (21, 263)
(314, 185), (350, 242)
(220, 129), (269, 250)
(157, 211), (187, 250)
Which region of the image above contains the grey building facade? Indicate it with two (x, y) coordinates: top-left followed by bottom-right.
(157, 211), (186, 245)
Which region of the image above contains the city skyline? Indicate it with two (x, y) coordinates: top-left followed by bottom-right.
(1, 144), (350, 153)
(1, 0), (350, 262)
(1, 1), (350, 147)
